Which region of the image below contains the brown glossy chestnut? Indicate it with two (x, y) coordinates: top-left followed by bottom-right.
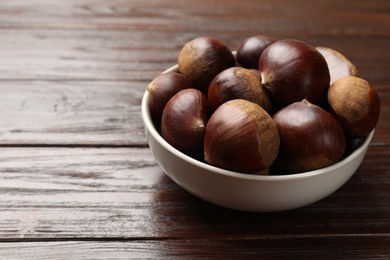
(259, 39), (330, 107)
(236, 35), (277, 69)
(178, 36), (235, 94)
(327, 76), (380, 138)
(272, 99), (346, 174)
(204, 99), (280, 174)
(208, 67), (273, 114)
(316, 46), (359, 85)
(147, 72), (192, 122)
(161, 88), (208, 160)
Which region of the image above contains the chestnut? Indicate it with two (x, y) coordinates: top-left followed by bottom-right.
(161, 88), (208, 160)
(204, 99), (280, 174)
(147, 72), (192, 122)
(272, 99), (346, 174)
(208, 67), (273, 114)
(327, 76), (380, 138)
(316, 46), (359, 85)
(178, 36), (235, 94)
(259, 39), (330, 107)
(236, 35), (277, 69)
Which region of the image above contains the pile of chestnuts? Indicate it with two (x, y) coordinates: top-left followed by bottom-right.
(146, 35), (381, 175)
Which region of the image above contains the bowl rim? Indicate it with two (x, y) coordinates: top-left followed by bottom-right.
(141, 64), (374, 182)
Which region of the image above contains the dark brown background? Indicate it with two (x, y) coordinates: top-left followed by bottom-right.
(0, 0), (389, 258)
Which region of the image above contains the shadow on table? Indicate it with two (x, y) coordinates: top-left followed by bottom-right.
(147, 163), (386, 240)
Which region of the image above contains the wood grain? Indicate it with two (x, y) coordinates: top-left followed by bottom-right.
(0, 0), (388, 34)
(0, 147), (388, 241)
(0, 1), (387, 146)
(0, 0), (387, 83)
(0, 29), (388, 83)
(0, 81), (147, 146)
(0, 0), (389, 257)
(0, 81), (388, 146)
(0, 237), (389, 259)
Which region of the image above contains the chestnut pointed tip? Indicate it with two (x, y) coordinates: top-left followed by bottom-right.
(301, 99), (312, 106)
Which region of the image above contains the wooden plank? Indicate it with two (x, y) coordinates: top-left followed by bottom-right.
(0, 81), (147, 146)
(0, 147), (388, 240)
(0, 83), (389, 145)
(0, 237), (389, 259)
(0, 0), (388, 35)
(0, 29), (177, 82)
(0, 0), (388, 83)
(0, 29), (388, 83)
(0, 0), (387, 257)
(0, 81), (388, 146)
(375, 84), (390, 145)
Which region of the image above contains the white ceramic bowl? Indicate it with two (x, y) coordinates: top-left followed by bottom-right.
(141, 64), (374, 212)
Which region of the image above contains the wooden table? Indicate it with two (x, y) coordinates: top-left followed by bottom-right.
(0, 0), (389, 258)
